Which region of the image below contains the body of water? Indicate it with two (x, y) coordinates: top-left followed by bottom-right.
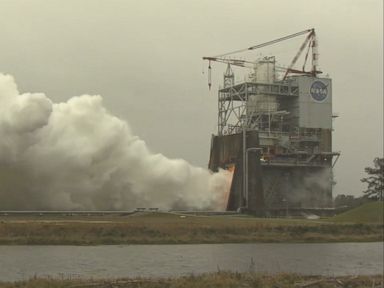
(0, 242), (382, 281)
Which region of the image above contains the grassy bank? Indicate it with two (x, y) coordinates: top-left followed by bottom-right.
(330, 201), (384, 223)
(0, 211), (382, 245)
(0, 272), (383, 288)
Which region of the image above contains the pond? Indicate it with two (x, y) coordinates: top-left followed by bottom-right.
(0, 242), (382, 281)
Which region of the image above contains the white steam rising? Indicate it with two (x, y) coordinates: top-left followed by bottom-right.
(0, 74), (231, 211)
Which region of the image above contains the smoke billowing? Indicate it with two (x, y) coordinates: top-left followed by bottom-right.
(0, 74), (231, 211)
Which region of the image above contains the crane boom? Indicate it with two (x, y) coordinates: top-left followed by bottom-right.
(283, 29), (315, 80)
(246, 29), (313, 52)
(202, 57), (254, 68)
(202, 28), (319, 89)
(208, 28), (313, 58)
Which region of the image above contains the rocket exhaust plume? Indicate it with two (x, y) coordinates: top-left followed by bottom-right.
(0, 74), (231, 211)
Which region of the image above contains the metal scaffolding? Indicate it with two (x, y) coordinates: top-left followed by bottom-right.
(218, 81), (299, 136)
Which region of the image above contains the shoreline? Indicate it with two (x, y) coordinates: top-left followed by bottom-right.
(0, 272), (383, 288)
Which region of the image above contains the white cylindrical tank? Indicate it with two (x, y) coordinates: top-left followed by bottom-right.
(253, 57), (275, 84)
(248, 56), (278, 118)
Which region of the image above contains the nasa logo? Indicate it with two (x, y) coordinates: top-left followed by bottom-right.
(310, 81), (328, 102)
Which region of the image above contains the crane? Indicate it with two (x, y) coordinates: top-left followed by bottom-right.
(202, 28), (320, 89)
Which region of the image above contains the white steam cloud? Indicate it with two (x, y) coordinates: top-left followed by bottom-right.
(0, 74), (231, 211)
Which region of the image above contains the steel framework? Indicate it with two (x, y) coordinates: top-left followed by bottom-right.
(218, 81), (299, 136)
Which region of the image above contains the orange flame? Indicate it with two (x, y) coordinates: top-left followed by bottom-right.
(221, 165), (235, 210)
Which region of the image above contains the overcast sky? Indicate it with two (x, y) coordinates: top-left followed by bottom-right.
(0, 0), (382, 197)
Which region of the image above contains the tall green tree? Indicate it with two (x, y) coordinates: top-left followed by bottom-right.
(361, 157), (384, 201)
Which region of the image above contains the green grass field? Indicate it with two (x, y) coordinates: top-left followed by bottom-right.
(329, 201), (384, 224)
(0, 203), (383, 245)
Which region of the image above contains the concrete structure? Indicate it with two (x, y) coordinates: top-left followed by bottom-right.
(208, 57), (340, 215)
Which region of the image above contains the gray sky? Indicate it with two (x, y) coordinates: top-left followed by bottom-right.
(0, 0), (382, 197)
